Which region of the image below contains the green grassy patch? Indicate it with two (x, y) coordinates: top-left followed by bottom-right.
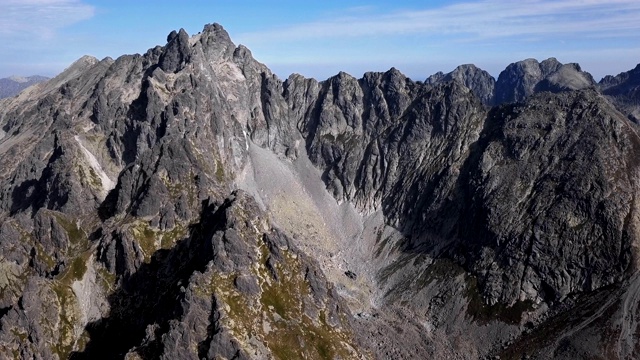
(215, 157), (225, 182)
(195, 237), (360, 360)
(160, 225), (186, 249)
(34, 241), (56, 270)
(97, 264), (117, 293)
(69, 257), (88, 281)
(131, 222), (156, 262)
(53, 214), (87, 247)
(259, 251), (356, 360)
(51, 282), (78, 359)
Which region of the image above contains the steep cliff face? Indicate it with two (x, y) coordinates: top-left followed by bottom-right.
(0, 23), (313, 359)
(0, 23), (639, 359)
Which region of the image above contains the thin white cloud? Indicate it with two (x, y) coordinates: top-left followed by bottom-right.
(0, 0), (94, 39)
(236, 0), (640, 43)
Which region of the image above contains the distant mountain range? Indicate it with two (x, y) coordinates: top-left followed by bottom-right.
(426, 58), (640, 123)
(0, 75), (49, 99)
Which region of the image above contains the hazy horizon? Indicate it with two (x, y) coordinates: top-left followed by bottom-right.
(1, 0), (639, 81)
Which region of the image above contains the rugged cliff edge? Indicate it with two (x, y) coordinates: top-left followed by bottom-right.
(0, 23), (639, 359)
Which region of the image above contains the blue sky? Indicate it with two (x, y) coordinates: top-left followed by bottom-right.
(0, 0), (639, 81)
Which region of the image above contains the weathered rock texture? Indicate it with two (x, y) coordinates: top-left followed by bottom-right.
(0, 23), (639, 359)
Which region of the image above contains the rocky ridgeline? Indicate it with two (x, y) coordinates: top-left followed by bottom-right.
(426, 57), (597, 107)
(0, 23), (639, 359)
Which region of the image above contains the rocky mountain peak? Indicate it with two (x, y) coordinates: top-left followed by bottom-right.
(7, 76), (29, 83)
(194, 22), (237, 61)
(599, 62), (640, 91)
(539, 57), (562, 73)
(495, 57), (594, 104)
(424, 63), (495, 106)
(156, 23), (251, 74)
(425, 70), (445, 85)
(159, 28), (191, 73)
(446, 64), (495, 105)
(598, 62), (640, 122)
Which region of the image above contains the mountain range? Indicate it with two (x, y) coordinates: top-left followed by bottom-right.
(0, 75), (50, 99)
(0, 23), (639, 359)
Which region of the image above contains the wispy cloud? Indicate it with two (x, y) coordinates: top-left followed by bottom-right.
(0, 0), (95, 39)
(236, 0), (640, 43)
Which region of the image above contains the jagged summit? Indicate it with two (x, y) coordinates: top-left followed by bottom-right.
(600, 62), (640, 90)
(598, 62), (640, 122)
(495, 57), (595, 103)
(426, 63), (496, 105)
(425, 57), (597, 107)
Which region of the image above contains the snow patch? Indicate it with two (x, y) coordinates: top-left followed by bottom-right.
(242, 129), (249, 150)
(74, 135), (115, 194)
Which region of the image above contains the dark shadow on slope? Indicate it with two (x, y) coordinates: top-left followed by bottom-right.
(70, 196), (233, 359)
(0, 306), (11, 331)
(381, 98), (508, 261)
(373, 103), (540, 323)
(375, 90), (639, 330)
(499, 282), (622, 359)
(197, 294), (219, 359)
(97, 185), (120, 221)
(121, 64), (159, 164)
(10, 141), (64, 216)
